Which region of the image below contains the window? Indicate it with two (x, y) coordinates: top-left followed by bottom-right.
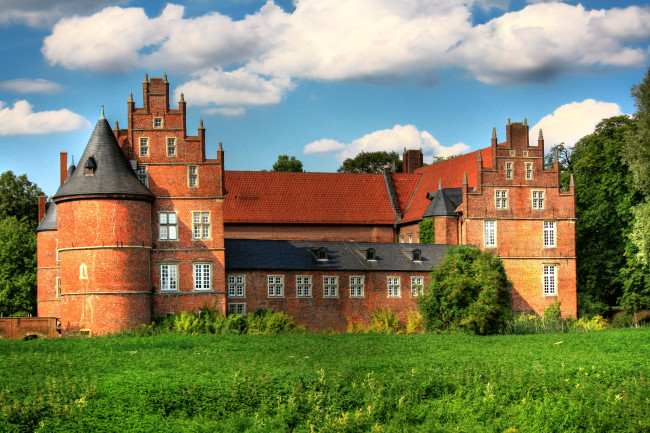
(193, 263), (211, 291)
(505, 161), (513, 179)
(408, 234), (413, 243)
(484, 220), (496, 247)
(532, 191), (545, 209)
(139, 137), (149, 156)
(137, 165), (148, 187)
(495, 190), (508, 209)
(316, 247), (328, 261)
(228, 303), (246, 315)
(56, 277), (61, 298)
(350, 276), (364, 297)
(544, 221), (556, 247)
(189, 166), (198, 187)
(509, 150), (516, 156)
(160, 264), (178, 291)
(192, 212), (210, 240)
(159, 212), (178, 240)
(153, 117), (163, 128)
(167, 138), (176, 157)
(399, 235), (404, 243)
(268, 275), (284, 297)
(228, 275), (245, 297)
(523, 151), (529, 157)
(387, 276), (400, 298)
(412, 249), (421, 262)
(411, 276), (423, 297)
(296, 276), (312, 297)
(525, 162), (533, 180)
(543, 265), (557, 295)
(323, 276), (338, 297)
(366, 248), (376, 261)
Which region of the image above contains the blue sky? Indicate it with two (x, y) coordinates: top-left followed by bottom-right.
(1, 0), (649, 196)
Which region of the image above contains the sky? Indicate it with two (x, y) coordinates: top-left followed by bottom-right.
(1, 0), (649, 197)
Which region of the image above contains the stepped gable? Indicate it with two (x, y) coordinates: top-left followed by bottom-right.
(36, 202), (57, 232)
(224, 171), (398, 225)
(400, 148), (492, 223)
(423, 188), (463, 217)
(53, 117), (153, 202)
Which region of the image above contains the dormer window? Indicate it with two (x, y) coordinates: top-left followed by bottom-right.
(316, 247), (328, 261)
(366, 248), (376, 261)
(412, 249), (421, 262)
(84, 156), (96, 175)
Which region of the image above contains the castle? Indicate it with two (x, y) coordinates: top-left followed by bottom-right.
(36, 75), (577, 334)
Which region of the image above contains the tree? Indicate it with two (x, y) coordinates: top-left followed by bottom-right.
(0, 171), (45, 230)
(272, 155), (304, 172)
(417, 246), (511, 335)
(623, 67), (650, 195)
(418, 218), (434, 244)
(544, 143), (574, 191)
(0, 217), (37, 316)
(572, 116), (640, 310)
(337, 151), (403, 173)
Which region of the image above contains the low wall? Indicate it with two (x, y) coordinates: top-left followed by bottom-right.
(0, 317), (60, 340)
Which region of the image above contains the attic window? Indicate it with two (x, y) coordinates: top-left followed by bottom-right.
(316, 247), (328, 261)
(366, 248), (376, 261)
(412, 249), (422, 262)
(84, 157), (96, 176)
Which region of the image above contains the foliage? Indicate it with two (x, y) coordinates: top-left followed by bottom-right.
(346, 308), (405, 334)
(271, 154), (304, 172)
(504, 303), (610, 335)
(623, 67), (650, 195)
(405, 310), (424, 334)
(337, 150), (403, 173)
(0, 171), (45, 231)
(417, 218), (434, 244)
(543, 143), (574, 191)
(2, 330), (650, 432)
(417, 246), (512, 335)
(0, 217), (37, 316)
(432, 153), (464, 163)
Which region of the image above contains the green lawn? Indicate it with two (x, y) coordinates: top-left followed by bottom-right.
(1, 329), (649, 432)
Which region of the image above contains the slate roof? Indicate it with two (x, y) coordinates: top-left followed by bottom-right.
(225, 238), (457, 271)
(423, 188), (463, 217)
(53, 118), (153, 201)
(223, 171), (398, 225)
(36, 202), (57, 232)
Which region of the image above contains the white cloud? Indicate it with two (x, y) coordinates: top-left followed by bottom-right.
(0, 78), (62, 94)
(0, 0), (127, 28)
(304, 124), (470, 162)
(530, 99), (623, 148)
(203, 107), (247, 117)
(0, 100), (90, 136)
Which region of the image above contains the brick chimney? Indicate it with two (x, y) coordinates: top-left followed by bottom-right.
(60, 152), (68, 185)
(402, 148), (423, 173)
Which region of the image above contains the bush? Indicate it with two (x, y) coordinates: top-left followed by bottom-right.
(417, 246), (512, 335)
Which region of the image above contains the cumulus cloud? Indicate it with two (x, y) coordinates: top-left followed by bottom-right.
(304, 124), (470, 162)
(0, 100), (90, 136)
(203, 107), (247, 117)
(0, 78), (62, 94)
(530, 99), (623, 148)
(0, 0), (128, 28)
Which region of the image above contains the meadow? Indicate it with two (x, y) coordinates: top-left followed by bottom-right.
(1, 328), (649, 432)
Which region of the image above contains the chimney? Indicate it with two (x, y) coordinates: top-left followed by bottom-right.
(402, 149), (423, 173)
(60, 152), (68, 185)
(38, 196), (46, 223)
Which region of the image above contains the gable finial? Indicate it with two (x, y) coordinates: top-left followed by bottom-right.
(524, 118), (528, 126)
(199, 119), (204, 129)
(129, 92), (134, 103)
(144, 73), (148, 83)
(462, 172), (467, 185)
(477, 149), (482, 162)
(179, 92), (185, 103)
(492, 127), (497, 140)
(218, 141), (223, 151)
(538, 128), (544, 140)
(163, 74), (168, 83)
(570, 173), (575, 188)
(71, 155), (75, 166)
(100, 105), (105, 120)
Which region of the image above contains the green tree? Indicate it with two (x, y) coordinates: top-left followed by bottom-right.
(544, 143), (574, 191)
(0, 171), (45, 230)
(337, 151), (403, 173)
(417, 246), (511, 335)
(418, 218), (434, 244)
(0, 217), (37, 316)
(272, 155), (304, 172)
(623, 67), (650, 195)
(573, 116), (639, 310)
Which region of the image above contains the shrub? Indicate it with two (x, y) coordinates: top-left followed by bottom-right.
(246, 309), (305, 334)
(368, 308), (403, 333)
(417, 246), (512, 335)
(405, 310), (424, 334)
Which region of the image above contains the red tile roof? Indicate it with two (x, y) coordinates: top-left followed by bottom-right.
(224, 171), (398, 225)
(400, 147), (492, 223)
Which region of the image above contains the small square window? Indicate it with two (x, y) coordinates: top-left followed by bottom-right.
(505, 162), (513, 179)
(153, 117), (163, 128)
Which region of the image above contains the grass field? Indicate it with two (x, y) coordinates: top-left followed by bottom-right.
(1, 328), (649, 432)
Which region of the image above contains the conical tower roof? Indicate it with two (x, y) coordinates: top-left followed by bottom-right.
(53, 116), (153, 201)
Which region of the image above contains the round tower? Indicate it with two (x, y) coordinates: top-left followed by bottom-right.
(36, 202), (60, 318)
(52, 113), (154, 335)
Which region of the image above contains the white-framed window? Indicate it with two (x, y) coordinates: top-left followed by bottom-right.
(408, 233), (413, 243)
(228, 303), (246, 315)
(139, 137), (149, 156)
(167, 138), (176, 157)
(505, 161), (513, 179)
(387, 276), (400, 298)
(228, 274), (245, 297)
(158, 212), (178, 240)
(323, 276), (338, 297)
(296, 275), (312, 297)
(192, 212), (210, 240)
(411, 276), (423, 297)
(160, 264), (178, 291)
(268, 275), (284, 297)
(543, 265), (557, 296)
(544, 221), (556, 247)
(399, 235), (404, 243)
(350, 276), (364, 298)
(484, 220), (496, 247)
(495, 190), (508, 209)
(525, 162), (533, 180)
(532, 191), (545, 209)
(137, 165), (148, 187)
(509, 150), (515, 156)
(153, 117), (163, 128)
(55, 277), (61, 298)
(193, 263), (211, 291)
(189, 165), (198, 187)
